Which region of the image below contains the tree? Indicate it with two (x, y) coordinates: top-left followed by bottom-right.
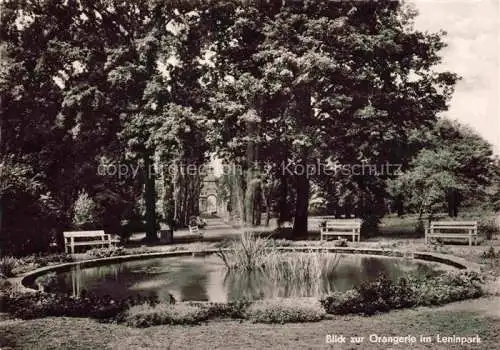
(206, 0), (458, 236)
(389, 118), (495, 218)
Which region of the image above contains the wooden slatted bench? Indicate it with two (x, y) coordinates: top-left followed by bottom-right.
(425, 221), (478, 246)
(63, 230), (114, 254)
(189, 225), (203, 239)
(320, 218), (362, 242)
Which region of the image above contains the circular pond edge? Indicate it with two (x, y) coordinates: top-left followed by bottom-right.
(14, 246), (481, 293)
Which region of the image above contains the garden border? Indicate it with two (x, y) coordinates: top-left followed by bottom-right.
(14, 246), (481, 293)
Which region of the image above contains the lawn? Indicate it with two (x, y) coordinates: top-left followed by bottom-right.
(1, 298), (499, 350)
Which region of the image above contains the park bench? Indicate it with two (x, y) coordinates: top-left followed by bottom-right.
(63, 230), (115, 254)
(425, 221), (478, 246)
(320, 218), (361, 242)
(189, 224), (203, 239)
(188, 216), (204, 239)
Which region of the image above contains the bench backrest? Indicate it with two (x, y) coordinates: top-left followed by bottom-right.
(430, 221), (477, 229)
(324, 219), (361, 229)
(63, 230), (106, 238)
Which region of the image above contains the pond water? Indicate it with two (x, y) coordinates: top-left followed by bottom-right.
(33, 254), (453, 303)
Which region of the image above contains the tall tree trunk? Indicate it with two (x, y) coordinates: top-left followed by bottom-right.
(291, 86), (312, 237)
(0, 196), (3, 253)
(278, 174), (288, 227)
(144, 153), (157, 242)
(162, 169), (175, 230)
(262, 185), (270, 226)
(293, 170), (309, 236)
(173, 162), (202, 227)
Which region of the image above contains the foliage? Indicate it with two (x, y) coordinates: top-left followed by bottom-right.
(478, 218), (500, 240)
(0, 291), (162, 321)
(36, 272), (59, 292)
(389, 119), (496, 217)
(0, 256), (18, 277)
(320, 271), (484, 315)
(124, 297), (324, 326)
(186, 300), (252, 319)
(85, 246), (126, 259)
(413, 271), (483, 306)
(124, 303), (209, 327)
(206, 1), (458, 236)
(0, 0), (462, 251)
(360, 215), (381, 238)
(481, 247), (498, 260)
(72, 190), (99, 230)
(1, 254), (73, 276)
(245, 298), (325, 324)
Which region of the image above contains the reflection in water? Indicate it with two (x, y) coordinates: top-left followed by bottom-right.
(35, 254), (451, 303)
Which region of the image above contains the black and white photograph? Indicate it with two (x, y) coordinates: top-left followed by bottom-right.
(0, 0), (499, 349)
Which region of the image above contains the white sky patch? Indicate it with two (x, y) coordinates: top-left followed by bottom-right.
(413, 0), (500, 154)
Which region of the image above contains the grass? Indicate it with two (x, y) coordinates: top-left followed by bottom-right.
(1, 301), (499, 349)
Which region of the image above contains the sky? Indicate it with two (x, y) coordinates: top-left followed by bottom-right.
(412, 0), (500, 154)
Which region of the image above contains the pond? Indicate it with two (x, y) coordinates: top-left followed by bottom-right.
(33, 253), (454, 303)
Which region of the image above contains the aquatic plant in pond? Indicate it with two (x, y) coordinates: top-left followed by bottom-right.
(224, 252), (343, 299)
(216, 231), (270, 271)
(217, 233), (343, 298)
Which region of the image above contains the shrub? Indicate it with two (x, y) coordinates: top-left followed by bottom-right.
(36, 272), (59, 292)
(9, 254), (74, 275)
(320, 271), (484, 316)
(415, 220), (426, 237)
(320, 290), (363, 315)
(0, 290), (162, 321)
(245, 298), (325, 323)
(481, 247), (497, 260)
(478, 218), (500, 240)
(86, 246), (126, 258)
(0, 257), (19, 277)
(0, 276), (11, 291)
(321, 276), (415, 315)
(412, 271), (483, 306)
(124, 303), (209, 327)
(73, 190), (99, 230)
(333, 238), (348, 247)
(186, 299), (251, 319)
(360, 215), (380, 238)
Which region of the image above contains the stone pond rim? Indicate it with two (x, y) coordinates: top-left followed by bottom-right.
(16, 246), (481, 292)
